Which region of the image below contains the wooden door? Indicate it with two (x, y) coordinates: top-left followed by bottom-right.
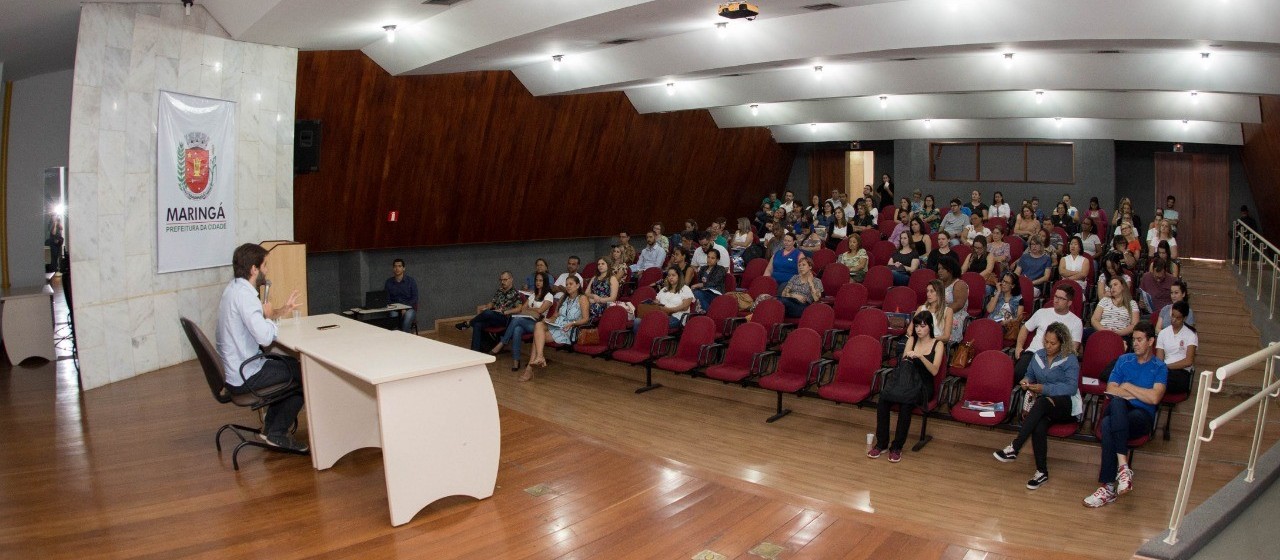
(809, 150), (847, 204)
(1154, 153), (1229, 259)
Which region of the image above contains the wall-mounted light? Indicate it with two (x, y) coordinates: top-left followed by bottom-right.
(814, 65), (823, 80)
(879, 95), (888, 108)
(666, 82), (675, 95)
(750, 103), (759, 116)
(716, 22), (728, 38)
(1035, 90), (1045, 104)
(383, 25), (397, 43)
(182, 0), (192, 16)
(552, 54), (563, 71)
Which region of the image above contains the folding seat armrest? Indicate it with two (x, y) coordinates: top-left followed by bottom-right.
(822, 328), (843, 350)
(697, 343), (726, 366)
(749, 351), (779, 378)
(652, 336), (677, 357)
(774, 322), (796, 342)
(724, 316), (747, 336)
(610, 329), (634, 349)
(807, 359), (829, 386)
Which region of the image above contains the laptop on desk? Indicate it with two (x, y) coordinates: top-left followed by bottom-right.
(365, 290), (389, 309)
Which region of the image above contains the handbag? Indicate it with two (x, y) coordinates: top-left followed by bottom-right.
(576, 328), (600, 346)
(880, 359), (927, 405)
(949, 341), (975, 369)
(1002, 317), (1023, 344)
(731, 291), (755, 311)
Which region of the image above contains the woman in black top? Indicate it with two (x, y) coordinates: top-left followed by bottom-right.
(924, 230), (956, 271)
(868, 310), (944, 463)
(690, 249), (727, 312)
(909, 217), (932, 256)
(889, 231), (920, 286)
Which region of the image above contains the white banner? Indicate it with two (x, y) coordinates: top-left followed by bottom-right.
(156, 91), (237, 273)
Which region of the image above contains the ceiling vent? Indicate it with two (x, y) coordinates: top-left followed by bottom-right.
(423, 0), (467, 5)
(802, 3), (842, 10)
(1095, 49), (1124, 54)
(602, 38), (639, 45)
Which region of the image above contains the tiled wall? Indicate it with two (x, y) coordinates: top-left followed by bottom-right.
(67, 4), (297, 389)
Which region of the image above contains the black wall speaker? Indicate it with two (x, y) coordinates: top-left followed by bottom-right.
(294, 120), (322, 174)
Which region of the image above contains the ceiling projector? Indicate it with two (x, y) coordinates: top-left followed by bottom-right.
(718, 2), (759, 20)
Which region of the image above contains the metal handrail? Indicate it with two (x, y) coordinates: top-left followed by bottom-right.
(1162, 234), (1280, 545)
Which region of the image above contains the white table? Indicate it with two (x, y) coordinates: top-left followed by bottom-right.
(1, 285), (56, 364)
(275, 314), (499, 526)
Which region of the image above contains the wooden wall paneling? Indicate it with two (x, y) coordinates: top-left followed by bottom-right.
(1241, 95), (1280, 243)
(1154, 153), (1229, 259)
(808, 150), (847, 203)
(294, 52), (794, 252)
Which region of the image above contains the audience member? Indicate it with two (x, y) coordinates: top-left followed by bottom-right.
(525, 276), (589, 382)
(918, 279), (954, 343)
(587, 257), (620, 321)
(692, 231), (731, 270)
(1079, 217), (1103, 257)
(937, 258), (967, 343)
(877, 173), (894, 204)
(1058, 237), (1089, 292)
(524, 258), (550, 291)
(652, 222), (670, 252)
(1014, 237), (1054, 296)
(986, 271), (1024, 325)
(1085, 197), (1108, 234)
(940, 199), (969, 242)
(552, 256), (584, 300)
(730, 217), (756, 269)
(779, 190), (797, 213)
(994, 322), (1080, 490)
(1090, 276), (1140, 341)
(990, 191), (1012, 221)
(1155, 279), (1196, 331)
(690, 249), (727, 312)
(963, 213), (991, 246)
(909, 217), (932, 255)
(962, 235), (996, 296)
(456, 271), (522, 353)
(889, 231), (921, 286)
(924, 231), (956, 272)
(649, 266), (695, 329)
(839, 233), (869, 282)
(965, 190), (989, 221)
(1083, 321), (1166, 508)
(1014, 284), (1083, 383)
(667, 245), (696, 287)
(1098, 254), (1132, 300)
(632, 231), (667, 273)
(764, 232), (802, 285)
(493, 272), (553, 371)
(889, 208), (911, 246)
(385, 258), (419, 333)
(1151, 240), (1180, 277)
(987, 226), (1011, 269)
(851, 201), (876, 233)
(617, 232), (637, 264)
(1150, 220), (1177, 259)
(918, 195), (941, 231)
(798, 222), (825, 253)
(216, 243), (305, 452)
(868, 310), (943, 463)
(827, 207), (851, 251)
(1013, 205), (1040, 239)
(1139, 258), (1175, 314)
(1163, 195), (1179, 234)
(779, 256), (823, 318)
(1157, 301), (1198, 395)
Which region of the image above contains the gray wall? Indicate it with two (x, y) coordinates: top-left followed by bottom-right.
(1114, 141), (1257, 233)
(307, 237), (620, 329)
(6, 69), (73, 288)
(893, 138), (1117, 214)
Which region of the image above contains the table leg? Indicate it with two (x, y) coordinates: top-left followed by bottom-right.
(300, 354), (381, 470)
(376, 364), (500, 526)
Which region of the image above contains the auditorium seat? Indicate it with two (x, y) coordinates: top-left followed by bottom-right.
(756, 328), (824, 423)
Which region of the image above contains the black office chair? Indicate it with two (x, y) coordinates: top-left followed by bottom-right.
(180, 317), (308, 470)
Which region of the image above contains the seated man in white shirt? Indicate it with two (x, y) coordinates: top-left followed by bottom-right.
(631, 231), (668, 274)
(552, 255), (584, 300)
(691, 231), (731, 270)
(216, 243), (305, 452)
(1013, 283), (1083, 384)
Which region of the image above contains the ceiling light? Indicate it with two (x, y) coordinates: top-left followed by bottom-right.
(750, 103), (759, 116)
(1035, 90), (1045, 104)
(1189, 90), (1199, 103)
(182, 0), (192, 16)
(1201, 52), (1211, 59)
(666, 82), (675, 95)
(1182, 119), (1190, 125)
(814, 65), (823, 80)
(1054, 117), (1063, 127)
(551, 54), (563, 71)
(879, 95), (888, 108)
(716, 22), (728, 38)
(810, 123), (819, 132)
(1004, 53), (1014, 60)
(383, 25), (397, 43)
(924, 119), (932, 128)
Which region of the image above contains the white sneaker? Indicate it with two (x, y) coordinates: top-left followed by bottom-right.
(1083, 485), (1116, 508)
(1116, 465), (1134, 495)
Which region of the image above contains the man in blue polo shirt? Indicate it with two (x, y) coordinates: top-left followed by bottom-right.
(385, 258), (418, 332)
(1083, 320), (1167, 508)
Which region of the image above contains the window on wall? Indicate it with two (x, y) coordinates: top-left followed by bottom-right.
(930, 142), (1075, 184)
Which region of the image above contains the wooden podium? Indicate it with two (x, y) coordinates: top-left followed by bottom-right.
(260, 240), (308, 317)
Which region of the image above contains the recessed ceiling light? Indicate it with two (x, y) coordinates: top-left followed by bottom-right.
(1201, 52), (1211, 59)
(814, 65), (824, 80)
(750, 103), (759, 116)
(666, 82), (675, 95)
(1004, 53), (1014, 60)
(551, 54), (563, 71)
(716, 22), (728, 38)
(923, 119), (932, 128)
(879, 95), (888, 108)
(383, 25), (397, 43)
(1035, 90), (1045, 103)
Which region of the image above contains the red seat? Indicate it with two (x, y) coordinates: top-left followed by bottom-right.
(704, 322), (769, 384)
(635, 267), (663, 291)
(704, 294), (741, 339)
(757, 328), (824, 422)
(779, 303), (836, 349)
(907, 268), (936, 306)
(652, 316), (717, 381)
(881, 287), (917, 337)
(960, 271), (986, 318)
(613, 311), (672, 392)
(1079, 330), (1125, 396)
(740, 258), (768, 291)
(832, 283), (868, 332)
(863, 266), (893, 308)
(951, 244), (972, 266)
(749, 298), (786, 345)
(859, 228), (881, 250)
(1008, 235), (1025, 263)
(747, 276), (778, 301)
(985, 218), (1007, 232)
(1093, 396), (1153, 464)
(722, 272), (737, 293)
(574, 305), (630, 357)
(834, 308), (889, 362)
(811, 248), (836, 272)
(870, 241), (896, 267)
(949, 318), (1004, 379)
(819, 263), (850, 304)
(628, 285), (657, 304)
(835, 237), (851, 255)
(818, 335), (882, 406)
(951, 350), (1014, 426)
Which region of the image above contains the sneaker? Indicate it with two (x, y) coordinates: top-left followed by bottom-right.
(1026, 471), (1049, 490)
(866, 447), (882, 459)
(454, 321), (470, 331)
(1116, 465), (1134, 495)
(258, 432), (310, 453)
(1083, 485), (1117, 508)
(888, 450), (902, 463)
(993, 444), (1018, 463)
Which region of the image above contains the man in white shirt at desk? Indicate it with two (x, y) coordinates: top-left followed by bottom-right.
(216, 243), (306, 452)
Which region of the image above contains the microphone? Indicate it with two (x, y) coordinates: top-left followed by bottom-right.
(262, 279), (271, 302)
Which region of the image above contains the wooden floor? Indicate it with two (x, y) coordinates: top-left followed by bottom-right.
(3, 264), (1275, 560)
